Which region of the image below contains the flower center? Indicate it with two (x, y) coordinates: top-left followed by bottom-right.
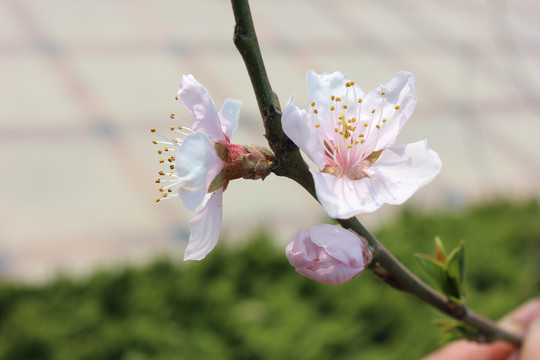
(309, 80), (401, 180)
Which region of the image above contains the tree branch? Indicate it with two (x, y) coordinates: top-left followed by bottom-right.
(230, 0), (522, 346)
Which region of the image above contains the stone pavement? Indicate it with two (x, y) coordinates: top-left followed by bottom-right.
(1, 0), (539, 281)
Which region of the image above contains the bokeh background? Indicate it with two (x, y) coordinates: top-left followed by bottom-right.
(1, 0), (540, 281)
(1, 1), (540, 359)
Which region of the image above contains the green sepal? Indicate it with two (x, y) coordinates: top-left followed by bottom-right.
(367, 150), (383, 164)
(208, 172), (228, 193)
(214, 143), (228, 162)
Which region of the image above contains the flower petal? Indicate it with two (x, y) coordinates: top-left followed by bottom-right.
(307, 70), (363, 110)
(311, 169), (383, 218)
(309, 224), (366, 268)
(363, 139), (442, 205)
(177, 75), (225, 141)
(176, 132), (224, 212)
(219, 98), (242, 140)
(361, 72), (417, 152)
(282, 94), (325, 169)
(184, 188), (223, 261)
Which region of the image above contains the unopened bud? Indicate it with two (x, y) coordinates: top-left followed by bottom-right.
(286, 224), (372, 285)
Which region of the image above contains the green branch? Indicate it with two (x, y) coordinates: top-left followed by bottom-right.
(230, 0), (522, 346)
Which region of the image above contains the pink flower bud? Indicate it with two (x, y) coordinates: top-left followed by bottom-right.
(286, 224), (372, 285)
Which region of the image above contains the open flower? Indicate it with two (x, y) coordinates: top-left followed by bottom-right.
(282, 71), (442, 219)
(286, 224), (372, 285)
(152, 75), (242, 261)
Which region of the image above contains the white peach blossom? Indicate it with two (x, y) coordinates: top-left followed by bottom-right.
(282, 71), (442, 219)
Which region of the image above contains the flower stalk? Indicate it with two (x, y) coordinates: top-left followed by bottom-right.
(230, 0), (523, 346)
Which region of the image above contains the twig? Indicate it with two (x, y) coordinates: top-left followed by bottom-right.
(230, 0), (522, 346)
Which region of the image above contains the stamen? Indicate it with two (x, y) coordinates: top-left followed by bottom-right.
(395, 105), (400, 110)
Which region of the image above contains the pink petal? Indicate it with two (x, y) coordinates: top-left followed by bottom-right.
(282, 94), (326, 169)
(219, 98), (242, 140)
(176, 132), (224, 212)
(177, 75), (225, 142)
(309, 224), (366, 268)
(364, 140), (442, 205)
(184, 189), (223, 261)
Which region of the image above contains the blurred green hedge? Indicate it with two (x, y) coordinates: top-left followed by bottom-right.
(1, 199), (539, 360)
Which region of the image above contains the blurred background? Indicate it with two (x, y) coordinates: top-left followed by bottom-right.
(1, 0), (540, 359)
(2, 0), (540, 281)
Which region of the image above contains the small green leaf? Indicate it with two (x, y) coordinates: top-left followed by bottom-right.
(415, 254), (446, 292)
(434, 319), (482, 344)
(434, 236), (447, 264)
(445, 241), (465, 301)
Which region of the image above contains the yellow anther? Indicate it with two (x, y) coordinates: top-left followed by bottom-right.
(376, 124), (381, 129)
(178, 126), (183, 130)
(334, 128), (339, 133)
(311, 101), (316, 107)
(330, 106), (335, 111)
(152, 140), (157, 144)
(331, 95), (335, 101)
(347, 144), (352, 149)
(155, 198), (160, 202)
(364, 123), (369, 127)
(313, 109), (318, 114)
(355, 140), (359, 145)
(157, 150), (162, 154)
(158, 187), (164, 192)
(315, 123), (320, 128)
(381, 91), (386, 95)
(358, 98), (363, 103)
(339, 114), (345, 120)
(334, 145), (339, 150)
(158, 171), (165, 176)
(336, 97), (341, 102)
(351, 126), (356, 131)
(371, 109), (376, 114)
(159, 159), (164, 163)
(155, 178), (161, 183)
(164, 147), (169, 151)
(395, 105), (401, 110)
(163, 193), (168, 198)
(150, 128), (156, 132)
(350, 81), (355, 85)
(168, 157), (173, 162)
(170, 113), (175, 119)
(347, 119), (352, 123)
(382, 118), (387, 123)
(358, 134), (364, 138)
(339, 131), (344, 135)
(175, 95), (178, 100)
(343, 104), (348, 109)
(345, 82), (351, 87)
(351, 117), (357, 123)
(360, 139), (365, 144)
(170, 126), (175, 131)
(168, 189), (172, 193)
(170, 165), (175, 170)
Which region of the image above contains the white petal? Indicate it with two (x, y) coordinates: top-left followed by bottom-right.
(282, 94), (325, 169)
(310, 169), (383, 218)
(177, 75), (225, 141)
(309, 224), (366, 268)
(176, 132), (224, 212)
(307, 70), (362, 110)
(219, 98), (242, 140)
(362, 72), (417, 152)
(364, 140), (442, 205)
(184, 189), (224, 261)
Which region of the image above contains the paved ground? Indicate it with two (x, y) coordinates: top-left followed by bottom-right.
(1, 0), (539, 281)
